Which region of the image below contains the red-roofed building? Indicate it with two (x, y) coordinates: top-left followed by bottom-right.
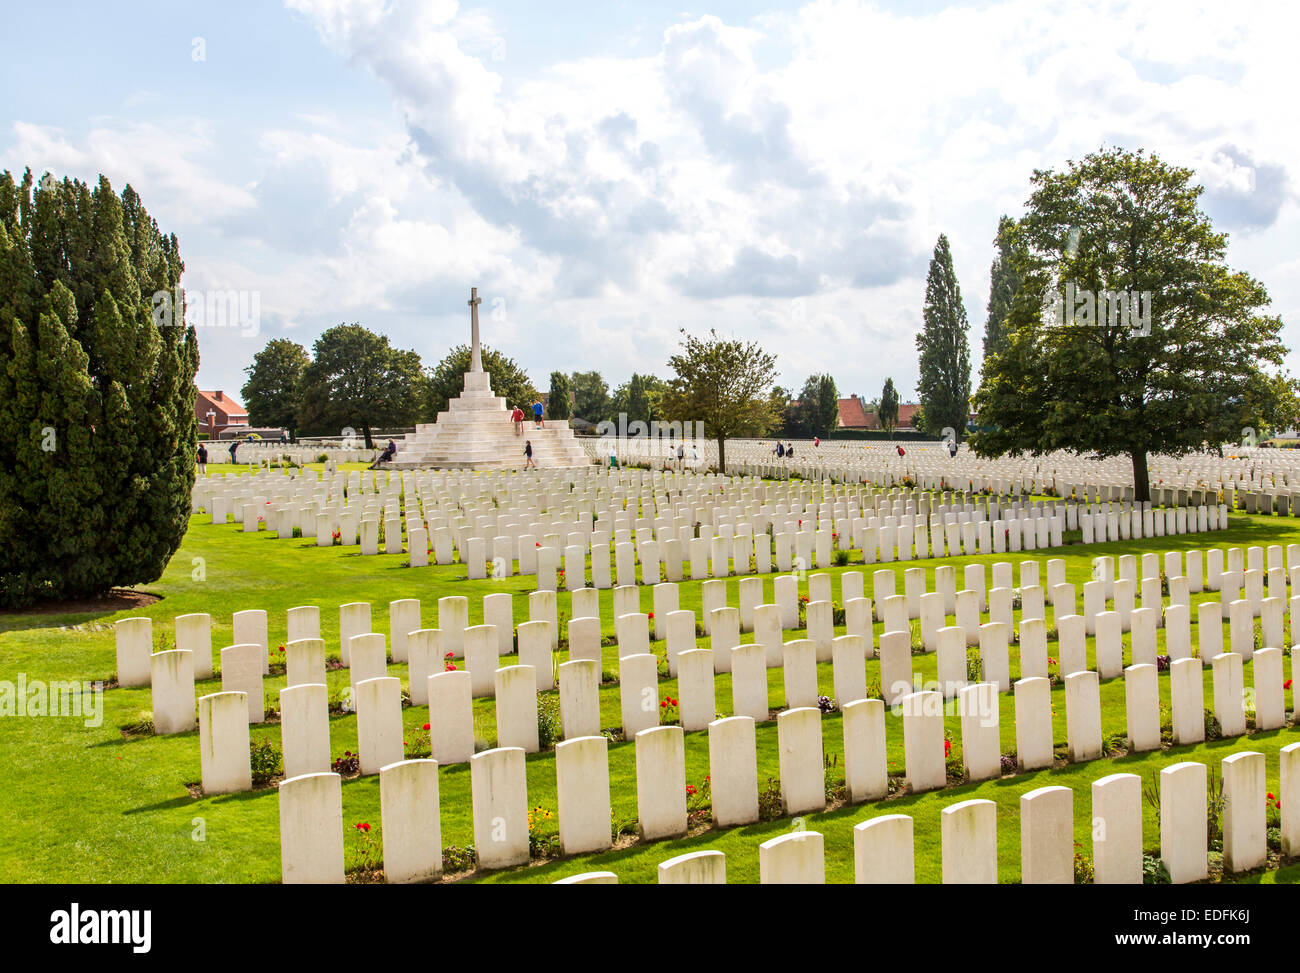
(196, 389), (250, 439)
(836, 394), (870, 430)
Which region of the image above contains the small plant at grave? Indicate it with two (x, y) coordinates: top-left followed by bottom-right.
(331, 750), (361, 777)
(600, 668), (619, 685)
(866, 677), (883, 700)
(757, 776), (784, 821)
(1141, 770), (1161, 828)
(656, 656), (670, 679)
(122, 710), (154, 735)
(405, 723), (432, 759)
(348, 822), (383, 875)
(1159, 702), (1174, 743)
(527, 806), (561, 859)
(1155, 654), (1171, 673)
(1000, 751), (1018, 775)
(1266, 790), (1283, 833)
(611, 811), (638, 842)
(833, 549), (850, 567)
(537, 694), (562, 751)
(1101, 732), (1127, 757)
(816, 694), (835, 714)
(831, 601), (846, 626)
(909, 619), (925, 654)
(659, 695), (680, 725)
(1073, 844), (1095, 884)
(1142, 853), (1171, 884)
(1207, 768), (1225, 850)
(824, 754), (846, 802)
(1204, 708), (1223, 741)
(249, 738), (283, 785)
(686, 775), (713, 823)
(944, 735), (963, 783)
(327, 687), (354, 714)
(966, 649), (984, 682)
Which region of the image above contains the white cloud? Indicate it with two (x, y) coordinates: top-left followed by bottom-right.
(9, 0), (1299, 399)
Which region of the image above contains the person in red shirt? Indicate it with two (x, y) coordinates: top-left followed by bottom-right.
(511, 405), (525, 435)
(896, 444), (905, 457)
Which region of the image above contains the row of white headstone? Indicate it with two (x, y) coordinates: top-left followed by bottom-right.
(194, 464), (1224, 586)
(191, 614), (1295, 804)
(277, 735), (1300, 884)
(120, 537), (1265, 681)
(118, 542), (1298, 728)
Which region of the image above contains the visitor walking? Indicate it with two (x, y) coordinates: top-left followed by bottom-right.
(532, 400), (544, 428)
(676, 441), (685, 469)
(776, 442), (785, 458)
(524, 439), (536, 469)
(814, 436), (820, 448)
(196, 443), (208, 475)
(786, 442), (795, 459)
(948, 439), (958, 458)
(229, 439), (240, 463)
(896, 444), (906, 457)
(511, 404), (525, 435)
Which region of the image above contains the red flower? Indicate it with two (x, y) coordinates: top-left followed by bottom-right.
(354, 822), (371, 832)
(1268, 792), (1275, 800)
(1286, 679), (1293, 690)
(647, 611), (654, 619)
(277, 644), (285, 653)
(536, 542), (541, 547)
(422, 723), (430, 731)
(944, 739), (952, 757)
(445, 651), (454, 659)
(660, 700), (667, 708)
(445, 662), (457, 671)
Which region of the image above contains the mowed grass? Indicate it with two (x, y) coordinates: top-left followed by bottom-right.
(1, 469), (1297, 883)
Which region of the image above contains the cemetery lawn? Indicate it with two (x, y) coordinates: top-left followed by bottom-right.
(1, 476), (1297, 883)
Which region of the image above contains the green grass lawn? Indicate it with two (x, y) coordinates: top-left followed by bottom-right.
(1, 474), (1296, 883)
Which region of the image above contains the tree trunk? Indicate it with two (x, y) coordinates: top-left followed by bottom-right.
(1131, 448), (1150, 503)
(362, 422), (374, 450)
(716, 433), (726, 474)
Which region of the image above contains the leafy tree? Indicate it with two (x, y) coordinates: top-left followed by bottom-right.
(241, 338), (309, 437)
(0, 169), (196, 607)
(423, 344), (538, 422)
(971, 147), (1297, 501)
(660, 328), (780, 471)
(297, 324), (424, 448)
(569, 370), (609, 422)
(916, 234), (973, 440)
(983, 215), (1020, 370)
(879, 377), (900, 435)
(784, 374), (838, 438)
(808, 374), (839, 437)
(547, 371), (572, 420)
(611, 373), (668, 426)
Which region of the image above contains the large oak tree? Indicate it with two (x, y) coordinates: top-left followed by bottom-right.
(971, 147), (1296, 501)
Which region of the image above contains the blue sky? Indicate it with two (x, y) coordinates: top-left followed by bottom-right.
(3, 0), (1297, 407)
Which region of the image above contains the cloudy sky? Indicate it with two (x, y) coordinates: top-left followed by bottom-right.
(3, 0), (1297, 405)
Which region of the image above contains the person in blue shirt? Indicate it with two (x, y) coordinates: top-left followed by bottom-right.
(532, 400), (544, 428)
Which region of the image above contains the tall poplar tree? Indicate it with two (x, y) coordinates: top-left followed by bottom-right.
(916, 234), (972, 440)
(982, 216), (1019, 368)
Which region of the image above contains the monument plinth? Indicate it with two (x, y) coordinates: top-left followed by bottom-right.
(391, 287), (589, 470)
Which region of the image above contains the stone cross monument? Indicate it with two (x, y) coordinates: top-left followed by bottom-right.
(469, 286), (483, 373)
